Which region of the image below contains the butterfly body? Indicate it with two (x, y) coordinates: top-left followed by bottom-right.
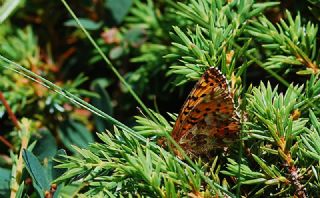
(171, 67), (240, 155)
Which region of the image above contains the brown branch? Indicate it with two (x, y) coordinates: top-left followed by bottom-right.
(0, 92), (20, 129)
(0, 92), (26, 198)
(279, 147), (307, 198)
(0, 135), (14, 150)
(286, 39), (319, 74)
(288, 165), (307, 198)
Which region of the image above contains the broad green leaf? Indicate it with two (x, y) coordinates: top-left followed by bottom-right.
(109, 46), (124, 59)
(64, 18), (102, 30)
(23, 149), (50, 198)
(32, 129), (57, 161)
(0, 167), (10, 197)
(91, 79), (113, 132)
(58, 119), (94, 153)
(105, 0), (132, 24)
(124, 28), (147, 47)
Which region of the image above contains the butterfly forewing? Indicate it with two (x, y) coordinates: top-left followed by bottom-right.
(171, 67), (240, 155)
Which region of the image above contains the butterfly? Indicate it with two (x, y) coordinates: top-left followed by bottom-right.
(171, 67), (240, 155)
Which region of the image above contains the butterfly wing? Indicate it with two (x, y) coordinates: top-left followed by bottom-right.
(171, 67), (240, 155)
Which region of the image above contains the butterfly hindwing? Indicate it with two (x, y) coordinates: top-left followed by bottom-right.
(171, 67), (240, 155)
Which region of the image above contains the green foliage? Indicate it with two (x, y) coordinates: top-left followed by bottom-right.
(54, 126), (232, 197)
(0, 25), (95, 118)
(247, 10), (319, 74)
(1, 0), (320, 197)
(301, 110), (320, 160)
(0, 0), (20, 23)
(167, 0), (278, 84)
(23, 149), (51, 197)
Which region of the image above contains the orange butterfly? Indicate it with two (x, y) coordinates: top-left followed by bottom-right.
(171, 67), (240, 155)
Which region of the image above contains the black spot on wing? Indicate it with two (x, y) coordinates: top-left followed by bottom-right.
(189, 116), (198, 121)
(187, 120), (197, 124)
(203, 72), (210, 82)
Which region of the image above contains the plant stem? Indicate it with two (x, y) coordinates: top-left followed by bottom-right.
(288, 165), (307, 198)
(60, 0), (159, 125)
(0, 55), (230, 195)
(10, 126), (29, 198)
(0, 91), (16, 150)
(0, 135), (14, 150)
(280, 148), (307, 198)
(0, 92), (31, 198)
(0, 91), (20, 129)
